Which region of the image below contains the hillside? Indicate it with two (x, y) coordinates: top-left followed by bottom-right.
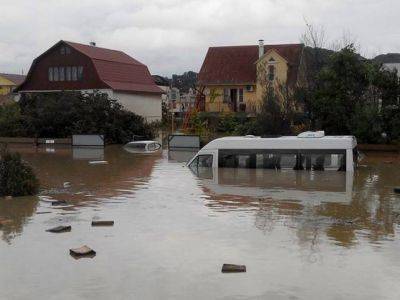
(374, 53), (400, 64)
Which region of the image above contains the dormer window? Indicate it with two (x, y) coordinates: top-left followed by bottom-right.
(60, 46), (71, 55)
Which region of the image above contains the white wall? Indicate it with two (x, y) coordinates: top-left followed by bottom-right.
(112, 91), (162, 122)
(18, 89), (162, 122)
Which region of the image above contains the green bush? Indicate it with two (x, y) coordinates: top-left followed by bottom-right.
(17, 91), (155, 144)
(382, 105), (400, 143)
(0, 147), (39, 197)
(217, 112), (245, 134)
(0, 102), (25, 137)
(350, 103), (383, 143)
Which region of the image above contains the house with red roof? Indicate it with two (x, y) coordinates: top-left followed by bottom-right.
(197, 40), (306, 114)
(0, 73), (26, 95)
(17, 40), (163, 121)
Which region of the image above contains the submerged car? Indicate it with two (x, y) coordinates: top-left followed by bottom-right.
(124, 141), (162, 154)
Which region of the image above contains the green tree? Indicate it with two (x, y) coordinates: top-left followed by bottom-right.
(18, 92), (155, 144)
(0, 102), (24, 137)
(312, 45), (370, 134)
(247, 86), (291, 136)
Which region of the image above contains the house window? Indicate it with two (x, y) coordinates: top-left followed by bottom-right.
(268, 65), (275, 81)
(48, 67), (53, 81)
(66, 67), (72, 81)
(48, 65), (81, 81)
(53, 67), (59, 81)
(239, 88), (244, 102)
(77, 66), (83, 81)
(223, 88), (230, 103)
(72, 67), (77, 81)
(59, 67), (65, 81)
(60, 46), (71, 55)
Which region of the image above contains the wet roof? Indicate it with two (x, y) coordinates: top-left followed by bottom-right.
(197, 44), (303, 86)
(0, 73), (26, 85)
(202, 135), (357, 150)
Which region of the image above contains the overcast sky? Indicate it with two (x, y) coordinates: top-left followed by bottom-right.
(1, 0), (399, 77)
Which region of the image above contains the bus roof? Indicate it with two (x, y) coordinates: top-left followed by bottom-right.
(201, 135), (357, 151)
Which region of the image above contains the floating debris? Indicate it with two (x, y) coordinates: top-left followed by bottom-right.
(46, 225), (71, 233)
(394, 188), (400, 194)
(36, 211), (52, 215)
(89, 160), (108, 165)
(221, 264), (246, 273)
(384, 160), (393, 164)
(63, 182), (71, 188)
(4, 196), (12, 200)
(51, 200), (68, 206)
(0, 218), (12, 226)
(91, 220), (114, 226)
(70, 245), (96, 257)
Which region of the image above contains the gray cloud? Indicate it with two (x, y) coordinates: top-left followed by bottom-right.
(0, 0), (399, 76)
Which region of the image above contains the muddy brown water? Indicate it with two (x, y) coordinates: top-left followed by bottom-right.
(0, 145), (400, 299)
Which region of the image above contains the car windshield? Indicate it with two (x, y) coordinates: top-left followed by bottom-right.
(128, 143), (146, 149)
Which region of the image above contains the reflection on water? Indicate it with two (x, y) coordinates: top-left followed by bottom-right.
(0, 196), (39, 244)
(193, 158), (400, 248)
(168, 149), (197, 163)
(0, 145), (160, 243)
(0, 146), (400, 299)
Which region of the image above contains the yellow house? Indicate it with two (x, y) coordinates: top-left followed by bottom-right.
(197, 41), (306, 114)
(0, 73), (26, 95)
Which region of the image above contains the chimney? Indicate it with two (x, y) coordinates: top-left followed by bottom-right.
(89, 41), (96, 47)
(258, 39), (264, 58)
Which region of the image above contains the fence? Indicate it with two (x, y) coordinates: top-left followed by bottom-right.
(168, 134), (200, 150)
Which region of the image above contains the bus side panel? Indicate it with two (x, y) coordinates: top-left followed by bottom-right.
(212, 150), (218, 168)
(346, 149), (354, 172)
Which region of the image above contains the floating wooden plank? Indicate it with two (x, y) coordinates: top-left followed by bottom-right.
(91, 220), (114, 226)
(70, 245), (96, 257)
(89, 160), (108, 165)
(46, 225), (71, 233)
(0, 218), (12, 226)
(221, 264), (246, 273)
(51, 200), (68, 206)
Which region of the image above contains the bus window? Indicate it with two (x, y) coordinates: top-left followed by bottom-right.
(280, 154), (297, 169)
(198, 155), (213, 167)
(219, 152), (237, 168)
(189, 154), (213, 171)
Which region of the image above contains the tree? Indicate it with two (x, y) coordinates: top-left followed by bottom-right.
(17, 91), (155, 144)
(0, 102), (24, 137)
(249, 86), (291, 136)
(312, 45), (370, 134)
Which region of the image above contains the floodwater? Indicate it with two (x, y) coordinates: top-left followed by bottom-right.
(1, 145), (400, 300)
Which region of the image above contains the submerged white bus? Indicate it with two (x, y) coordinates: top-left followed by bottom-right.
(188, 132), (358, 172)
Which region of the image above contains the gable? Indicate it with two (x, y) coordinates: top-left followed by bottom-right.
(17, 42), (104, 91)
(17, 41), (162, 94)
(256, 48), (288, 65)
